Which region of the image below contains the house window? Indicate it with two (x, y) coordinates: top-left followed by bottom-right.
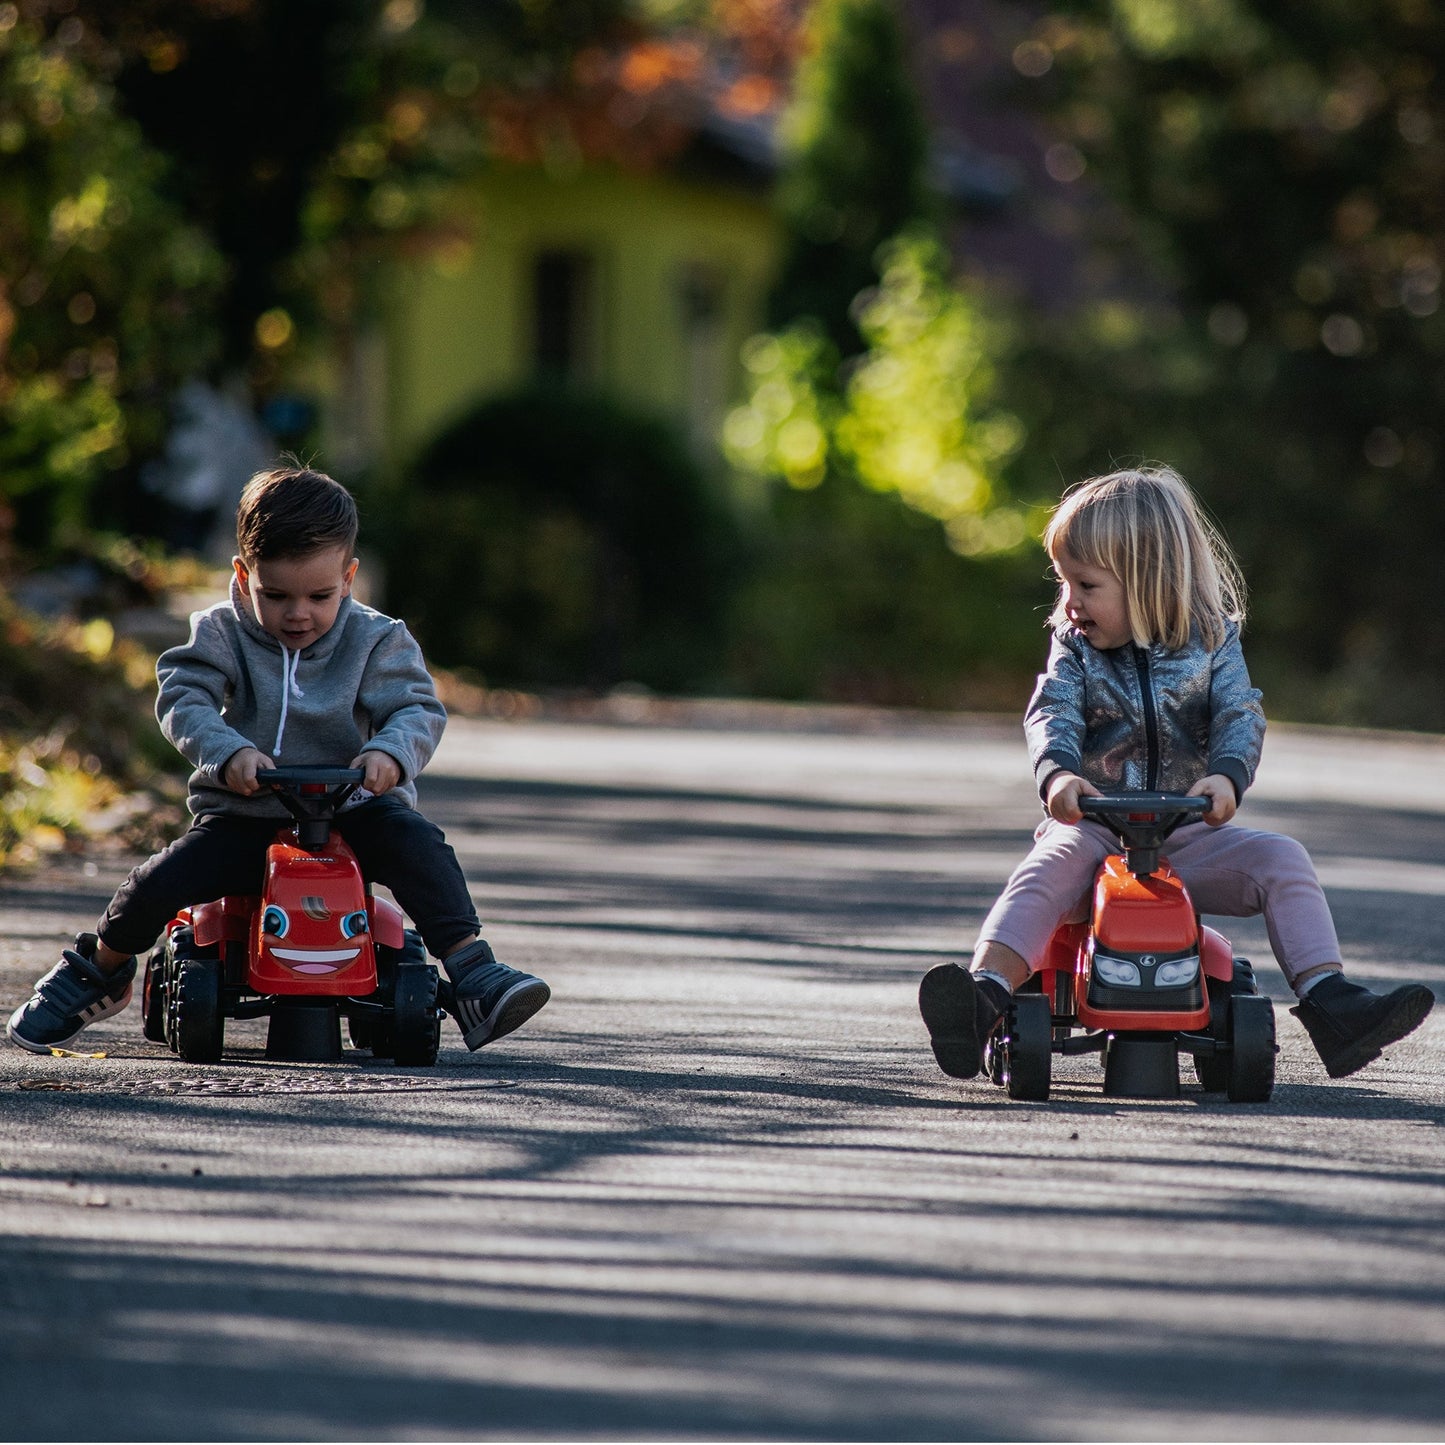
(532, 249), (593, 380)
(678, 262), (727, 455)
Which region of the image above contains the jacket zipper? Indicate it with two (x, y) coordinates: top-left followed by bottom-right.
(1134, 647), (1160, 789)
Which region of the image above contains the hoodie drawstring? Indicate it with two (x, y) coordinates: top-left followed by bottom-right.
(273, 647), (304, 756)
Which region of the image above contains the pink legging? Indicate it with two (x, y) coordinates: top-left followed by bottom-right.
(977, 818), (1341, 986)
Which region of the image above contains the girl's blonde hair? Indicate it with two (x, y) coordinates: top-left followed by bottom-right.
(1043, 465), (1246, 650)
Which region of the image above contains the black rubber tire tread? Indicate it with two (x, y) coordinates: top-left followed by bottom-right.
(391, 964), (440, 1066)
(141, 949), (169, 1043)
(1196, 957), (1257, 1092)
(174, 956), (225, 1063)
(370, 929), (426, 1057)
(1003, 992), (1052, 1101)
(1227, 993), (1276, 1103)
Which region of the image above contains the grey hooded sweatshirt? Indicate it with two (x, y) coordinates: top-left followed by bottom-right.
(156, 575), (447, 819)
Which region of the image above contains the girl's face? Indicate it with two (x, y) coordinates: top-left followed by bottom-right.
(1054, 550), (1131, 651)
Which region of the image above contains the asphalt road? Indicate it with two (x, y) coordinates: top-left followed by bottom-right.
(2, 708), (1443, 1442)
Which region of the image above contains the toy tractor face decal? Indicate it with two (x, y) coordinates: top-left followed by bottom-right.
(259, 882), (372, 978)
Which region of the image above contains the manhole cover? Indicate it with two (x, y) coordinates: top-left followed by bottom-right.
(16, 1074), (516, 1097)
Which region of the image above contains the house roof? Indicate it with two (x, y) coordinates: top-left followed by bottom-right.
(473, 0), (1100, 306)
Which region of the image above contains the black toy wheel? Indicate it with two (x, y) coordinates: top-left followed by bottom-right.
(391, 963), (440, 1066)
(1002, 992), (1052, 1101)
(983, 1031), (1004, 1085)
(1196, 957), (1258, 1092)
(1226, 993), (1276, 1102)
(172, 954), (224, 1063)
(141, 948), (169, 1043)
(364, 929), (426, 1058)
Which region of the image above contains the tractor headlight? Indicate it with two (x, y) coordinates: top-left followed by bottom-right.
(1154, 955), (1200, 987)
(1093, 954), (1141, 987)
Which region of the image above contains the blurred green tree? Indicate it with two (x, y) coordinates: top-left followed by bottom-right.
(728, 231), (1028, 551)
(767, 0), (931, 354)
(0, 0), (645, 544)
(66, 0), (640, 368)
(722, 0), (1044, 706)
(1004, 0), (1445, 724)
(0, 10), (222, 549)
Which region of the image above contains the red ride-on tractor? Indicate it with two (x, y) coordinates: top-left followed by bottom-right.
(986, 793), (1277, 1103)
(141, 767), (443, 1065)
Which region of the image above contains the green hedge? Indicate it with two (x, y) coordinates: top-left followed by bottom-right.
(375, 383), (737, 692)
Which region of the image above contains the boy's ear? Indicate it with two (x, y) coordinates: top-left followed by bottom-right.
(342, 557), (359, 595)
(232, 556), (251, 597)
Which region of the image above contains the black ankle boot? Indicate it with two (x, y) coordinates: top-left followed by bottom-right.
(1290, 973), (1435, 1078)
(919, 964), (1012, 1079)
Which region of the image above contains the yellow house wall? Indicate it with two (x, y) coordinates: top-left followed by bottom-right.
(381, 163), (780, 466)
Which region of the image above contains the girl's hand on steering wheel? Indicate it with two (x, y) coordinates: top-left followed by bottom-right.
(1046, 771), (1100, 824)
(1188, 773), (1238, 826)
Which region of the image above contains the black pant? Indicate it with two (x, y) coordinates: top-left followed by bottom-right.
(98, 797), (480, 960)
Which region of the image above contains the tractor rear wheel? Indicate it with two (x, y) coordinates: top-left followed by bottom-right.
(392, 964), (441, 1066)
(173, 955), (224, 1063)
(1226, 993), (1276, 1103)
(1003, 993), (1052, 1101)
(1196, 957), (1258, 1093)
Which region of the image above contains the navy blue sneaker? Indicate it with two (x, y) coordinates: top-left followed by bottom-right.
(7, 934), (137, 1054)
(444, 939), (549, 1051)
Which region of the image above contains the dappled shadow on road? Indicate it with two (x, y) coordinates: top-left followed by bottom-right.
(3, 1233), (1443, 1442)
(4, 751), (1444, 1438)
(1244, 793), (1445, 863)
(421, 770), (1035, 986)
(9, 1040), (1444, 1201)
(418, 774), (1445, 985)
(4, 1090), (1444, 1445)
(6, 1004), (1445, 1440)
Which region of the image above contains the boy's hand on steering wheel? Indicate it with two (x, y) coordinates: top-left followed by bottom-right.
(1188, 773), (1238, 826)
(1046, 771), (1100, 824)
(223, 747), (275, 796)
(350, 749), (402, 796)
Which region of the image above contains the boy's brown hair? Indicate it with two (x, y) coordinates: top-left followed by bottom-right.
(235, 466), (358, 564)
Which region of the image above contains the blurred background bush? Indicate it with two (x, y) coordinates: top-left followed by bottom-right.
(377, 381), (736, 693)
(2, 0), (1443, 759)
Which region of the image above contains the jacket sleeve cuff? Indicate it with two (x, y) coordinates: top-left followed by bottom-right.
(1034, 751), (1081, 801)
(359, 741), (412, 784)
(1211, 757), (1251, 802)
(202, 732), (261, 783)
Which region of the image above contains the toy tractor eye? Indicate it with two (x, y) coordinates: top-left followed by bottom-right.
(262, 905), (290, 938)
(340, 910), (369, 939)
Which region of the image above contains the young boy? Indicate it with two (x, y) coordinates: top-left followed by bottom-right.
(7, 466), (549, 1055)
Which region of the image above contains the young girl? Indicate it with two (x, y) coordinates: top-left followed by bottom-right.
(920, 465), (1434, 1082)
